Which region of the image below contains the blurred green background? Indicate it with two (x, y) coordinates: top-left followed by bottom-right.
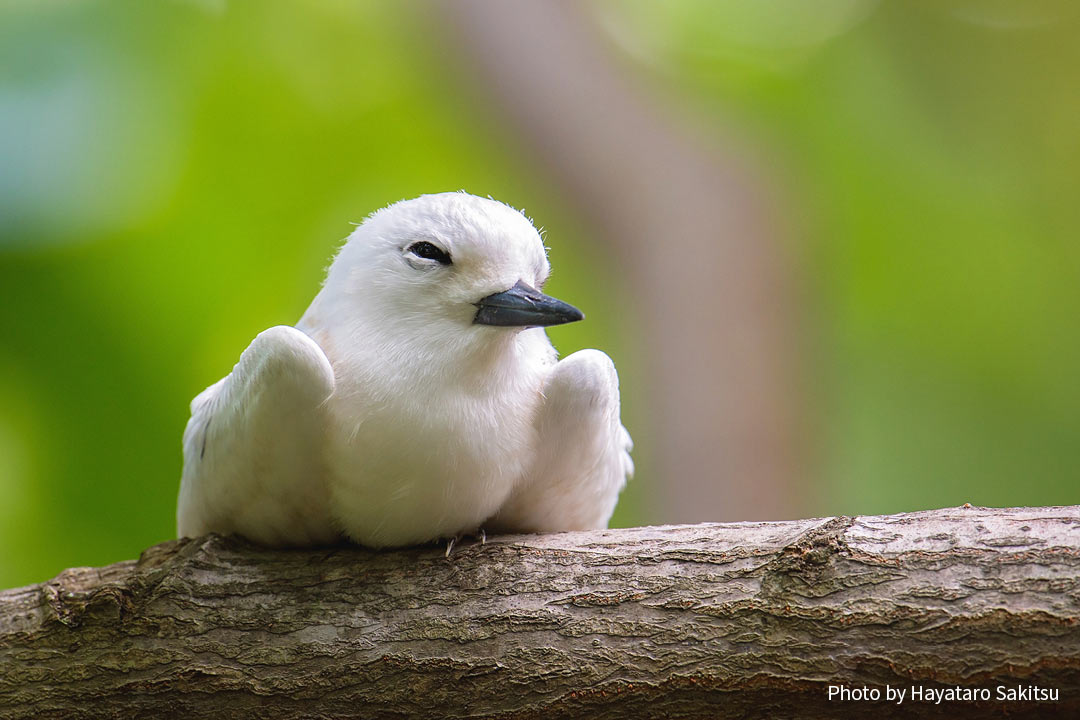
(2, 0), (1078, 589)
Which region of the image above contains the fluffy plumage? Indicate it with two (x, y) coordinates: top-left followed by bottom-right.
(177, 192), (632, 547)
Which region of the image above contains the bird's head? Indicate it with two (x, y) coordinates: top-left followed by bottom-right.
(318, 193), (583, 347)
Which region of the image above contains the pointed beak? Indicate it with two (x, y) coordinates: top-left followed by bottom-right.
(473, 280), (584, 328)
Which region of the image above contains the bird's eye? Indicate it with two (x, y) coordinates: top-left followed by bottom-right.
(407, 241), (452, 266)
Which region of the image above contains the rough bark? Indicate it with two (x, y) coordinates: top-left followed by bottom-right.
(2, 505), (1079, 719)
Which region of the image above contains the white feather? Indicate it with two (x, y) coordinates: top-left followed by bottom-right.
(178, 326), (337, 546)
(177, 192), (631, 547)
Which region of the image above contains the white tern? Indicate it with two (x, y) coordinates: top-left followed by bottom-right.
(177, 192), (633, 547)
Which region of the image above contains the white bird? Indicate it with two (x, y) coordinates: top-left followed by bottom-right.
(177, 192), (632, 548)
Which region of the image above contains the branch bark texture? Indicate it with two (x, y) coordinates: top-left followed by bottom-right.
(2, 506), (1079, 719)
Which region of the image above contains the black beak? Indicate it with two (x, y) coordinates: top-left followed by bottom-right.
(473, 280), (584, 328)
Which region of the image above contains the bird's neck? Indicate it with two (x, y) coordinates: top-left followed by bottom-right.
(300, 313), (544, 397)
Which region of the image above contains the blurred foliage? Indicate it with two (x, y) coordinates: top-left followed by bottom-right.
(600, 0), (1080, 514)
(2, 0), (1079, 588)
(0, 0), (637, 587)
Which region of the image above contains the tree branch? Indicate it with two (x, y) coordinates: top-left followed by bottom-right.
(3, 506), (1079, 718)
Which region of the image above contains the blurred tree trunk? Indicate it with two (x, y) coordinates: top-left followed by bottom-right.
(435, 0), (803, 522)
(3, 506), (1079, 719)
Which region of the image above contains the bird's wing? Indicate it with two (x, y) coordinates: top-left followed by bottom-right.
(490, 349), (633, 532)
(177, 325), (338, 546)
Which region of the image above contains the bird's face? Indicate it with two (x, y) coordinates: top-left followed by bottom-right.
(323, 193), (583, 339)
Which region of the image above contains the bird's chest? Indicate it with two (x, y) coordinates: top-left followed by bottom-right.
(323, 376), (542, 545)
